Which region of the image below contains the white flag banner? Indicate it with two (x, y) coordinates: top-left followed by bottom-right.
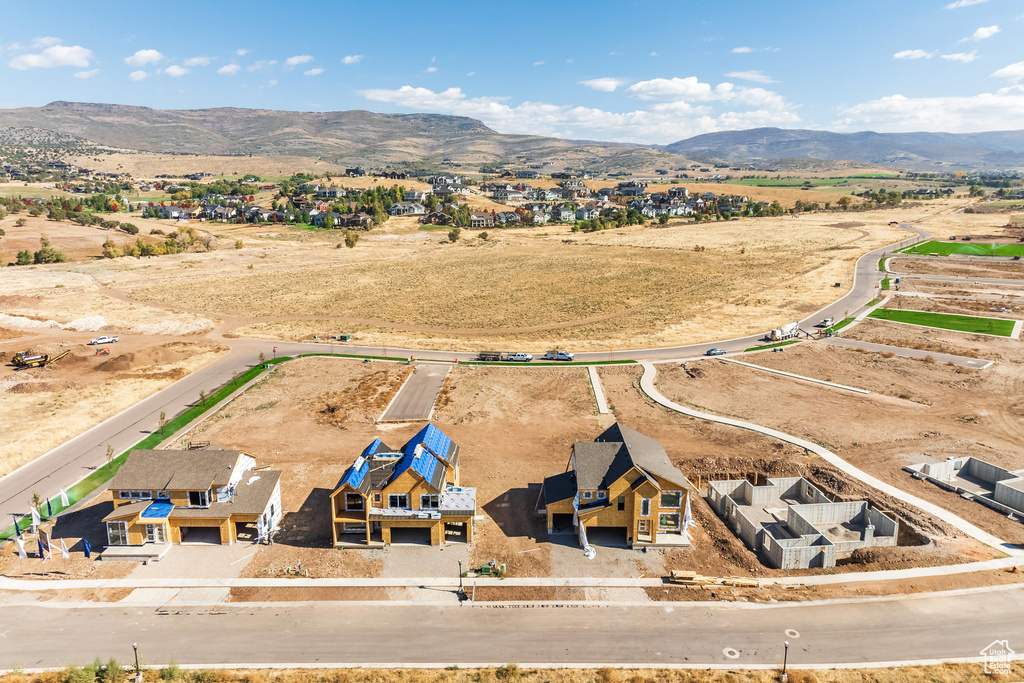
(30, 507), (40, 527)
(15, 536), (27, 559)
(682, 495), (697, 543)
(59, 489), (69, 507)
(60, 539), (70, 559)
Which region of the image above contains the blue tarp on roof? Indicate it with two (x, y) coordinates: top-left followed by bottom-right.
(362, 439), (384, 459)
(392, 424), (452, 484)
(140, 501), (174, 519)
(341, 454), (371, 489)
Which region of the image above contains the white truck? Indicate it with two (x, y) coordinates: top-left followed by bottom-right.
(767, 322), (799, 342)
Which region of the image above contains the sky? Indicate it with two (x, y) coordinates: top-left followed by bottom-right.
(2, 0), (1023, 145)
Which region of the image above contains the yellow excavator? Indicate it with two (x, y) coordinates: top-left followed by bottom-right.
(11, 350), (70, 369)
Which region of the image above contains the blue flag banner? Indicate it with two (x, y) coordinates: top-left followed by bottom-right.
(83, 538), (92, 558)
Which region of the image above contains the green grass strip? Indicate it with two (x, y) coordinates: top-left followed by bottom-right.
(878, 257), (887, 272)
(866, 298), (883, 307)
(459, 359), (636, 367)
(0, 356), (291, 541)
(296, 352), (409, 362)
(826, 317), (856, 333)
(744, 340), (801, 352)
(868, 308), (1016, 336)
(880, 278), (891, 291)
(897, 240), (1024, 257)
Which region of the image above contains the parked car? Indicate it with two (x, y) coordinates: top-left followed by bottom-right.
(507, 352), (533, 362)
(705, 348), (727, 356)
(543, 350), (575, 361)
(89, 335), (119, 345)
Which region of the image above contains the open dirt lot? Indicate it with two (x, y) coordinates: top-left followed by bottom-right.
(0, 214), (164, 264)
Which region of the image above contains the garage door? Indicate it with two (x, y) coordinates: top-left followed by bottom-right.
(389, 527), (432, 545)
(178, 526), (222, 545)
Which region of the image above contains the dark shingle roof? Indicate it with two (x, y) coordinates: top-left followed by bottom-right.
(110, 449), (241, 492)
(170, 470), (281, 518)
(573, 423), (688, 491)
(542, 472), (577, 505)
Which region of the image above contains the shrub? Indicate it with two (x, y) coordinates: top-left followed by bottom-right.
(120, 223), (139, 235)
(149, 228), (164, 236)
(102, 239), (122, 259)
(479, 231), (488, 240)
(34, 237), (67, 264)
(15, 218), (27, 227)
(158, 660), (181, 682)
(494, 664), (520, 680)
(234, 239), (244, 249)
(16, 249), (33, 265)
(344, 231), (359, 249)
(98, 658), (125, 683)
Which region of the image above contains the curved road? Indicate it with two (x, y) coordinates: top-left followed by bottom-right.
(0, 224), (929, 527)
(0, 586), (1022, 669)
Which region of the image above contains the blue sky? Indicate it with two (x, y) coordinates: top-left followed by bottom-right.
(2, 0), (1023, 144)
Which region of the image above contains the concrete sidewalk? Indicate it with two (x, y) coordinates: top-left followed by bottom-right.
(721, 358), (869, 394)
(638, 362), (1022, 557)
(821, 337), (993, 369)
(587, 366), (610, 414)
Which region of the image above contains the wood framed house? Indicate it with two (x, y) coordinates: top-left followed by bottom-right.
(541, 424), (694, 548)
(102, 448), (283, 556)
(329, 424), (476, 547)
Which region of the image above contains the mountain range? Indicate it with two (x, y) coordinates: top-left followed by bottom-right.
(1, 102), (1023, 171)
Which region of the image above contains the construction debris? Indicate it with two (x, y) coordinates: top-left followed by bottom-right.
(668, 570), (759, 588)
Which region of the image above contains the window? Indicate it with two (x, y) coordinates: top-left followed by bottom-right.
(157, 491), (169, 500)
(581, 491), (592, 500)
(145, 524), (166, 543)
(640, 498), (651, 517)
(373, 492), (382, 504)
(107, 521), (128, 546)
(343, 523), (367, 533)
(597, 491), (607, 500)
(119, 490), (152, 500)
(188, 490), (210, 507)
(345, 493), (364, 511)
(421, 494), (440, 509)
(660, 491), (683, 509)
(659, 513), (681, 531)
(617, 496), (625, 511)
(388, 494), (409, 509)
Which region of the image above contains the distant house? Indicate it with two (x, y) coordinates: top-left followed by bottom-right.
(103, 447), (283, 554)
(312, 211), (344, 227)
(541, 424), (694, 548)
(668, 186), (689, 200)
(470, 212), (494, 228)
(404, 190), (431, 202)
(516, 170), (540, 179)
(553, 205), (576, 222)
(496, 211), (521, 224)
(421, 211), (455, 226)
(493, 188), (526, 201)
(345, 167), (367, 177)
(575, 206), (600, 221)
(389, 202), (426, 216)
(329, 424), (476, 547)
(318, 187), (346, 198)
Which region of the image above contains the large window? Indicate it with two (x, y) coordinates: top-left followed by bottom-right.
(119, 490), (153, 501)
(660, 491), (682, 508)
(188, 490), (210, 507)
(388, 494), (409, 509)
(659, 513), (681, 531)
(145, 524), (166, 543)
(640, 498), (651, 517)
(107, 521), (128, 546)
(345, 493), (364, 511)
(421, 494), (440, 509)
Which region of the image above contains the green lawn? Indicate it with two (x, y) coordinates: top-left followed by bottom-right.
(826, 317), (856, 333)
(744, 340), (801, 352)
(880, 278), (891, 291)
(730, 174), (899, 188)
(868, 308), (1017, 336)
(897, 240), (1024, 257)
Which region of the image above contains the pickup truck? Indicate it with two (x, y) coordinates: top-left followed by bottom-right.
(89, 335), (119, 345)
(543, 350), (575, 361)
(507, 352), (533, 362)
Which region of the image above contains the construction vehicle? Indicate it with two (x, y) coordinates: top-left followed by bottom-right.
(767, 322), (799, 342)
(95, 347), (110, 356)
(12, 350), (69, 369)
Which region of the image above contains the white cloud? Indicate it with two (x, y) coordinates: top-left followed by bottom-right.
(164, 64), (189, 77)
(992, 61), (1024, 82)
(964, 25), (999, 41)
(341, 54), (363, 64)
(533, 61), (545, 66)
(128, 70), (148, 81)
(304, 67), (324, 76)
(73, 68), (99, 79)
(467, 71), (475, 76)
(9, 44), (93, 70)
(579, 77), (629, 92)
(425, 66), (437, 73)
(894, 49), (934, 60)
(731, 46), (753, 53)
(217, 63), (241, 76)
(724, 70), (778, 84)
(31, 36), (62, 48)
(268, 79), (277, 86)
(248, 60), (276, 71)
(184, 56), (212, 67)
(236, 48), (250, 56)
(358, 84), (798, 144)
(124, 49), (163, 67)
(942, 51), (979, 63)
(284, 54), (313, 67)
(835, 87), (1024, 132)
(650, 52), (658, 57)
(946, 0), (987, 8)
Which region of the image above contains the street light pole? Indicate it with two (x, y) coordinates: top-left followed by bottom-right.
(457, 559), (467, 603)
(133, 642), (141, 683)
(781, 640), (789, 682)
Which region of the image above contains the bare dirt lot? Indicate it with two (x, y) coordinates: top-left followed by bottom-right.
(0, 214), (164, 263)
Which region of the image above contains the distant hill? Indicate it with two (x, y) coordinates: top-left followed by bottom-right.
(663, 127), (1024, 170)
(0, 101), (688, 172)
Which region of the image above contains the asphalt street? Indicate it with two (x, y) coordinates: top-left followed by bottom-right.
(1, 587), (1021, 668)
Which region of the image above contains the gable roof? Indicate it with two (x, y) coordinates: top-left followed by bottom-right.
(334, 424), (459, 496)
(110, 449), (241, 491)
(573, 423), (687, 491)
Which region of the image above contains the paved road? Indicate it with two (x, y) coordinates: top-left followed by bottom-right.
(0, 224), (930, 529)
(821, 337), (994, 369)
(380, 364), (449, 421)
(1, 588), (1022, 668)
(895, 273), (1024, 286)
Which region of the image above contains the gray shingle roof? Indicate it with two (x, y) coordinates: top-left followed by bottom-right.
(573, 423), (688, 491)
(110, 449), (241, 492)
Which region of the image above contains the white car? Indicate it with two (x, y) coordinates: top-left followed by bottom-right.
(507, 352), (533, 362)
(543, 350), (575, 361)
(89, 335), (119, 345)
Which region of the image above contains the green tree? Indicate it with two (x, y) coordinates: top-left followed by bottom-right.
(101, 238), (122, 259)
(48, 206), (66, 221)
(658, 213), (670, 224)
(324, 213), (335, 230)
(120, 223), (139, 235)
(15, 218), (27, 227)
(34, 236), (67, 264)
(344, 231), (359, 248)
(448, 227), (461, 243)
(158, 411), (167, 434)
(837, 196), (852, 210)
(16, 249), (33, 265)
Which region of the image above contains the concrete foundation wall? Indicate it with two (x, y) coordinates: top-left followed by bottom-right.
(995, 479), (1024, 514)
(965, 458), (1018, 485)
(866, 507), (899, 540)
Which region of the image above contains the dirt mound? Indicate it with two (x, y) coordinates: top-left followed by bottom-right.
(94, 345), (186, 373)
(8, 380), (81, 394)
(826, 222), (866, 229)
